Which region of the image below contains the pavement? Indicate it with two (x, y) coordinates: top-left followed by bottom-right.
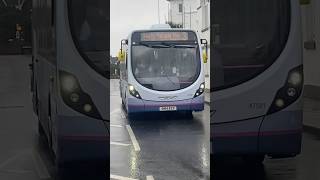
(303, 97), (320, 133)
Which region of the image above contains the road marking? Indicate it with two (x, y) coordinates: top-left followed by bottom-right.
(110, 174), (138, 180)
(0, 151), (27, 169)
(111, 124), (124, 128)
(32, 150), (51, 179)
(110, 141), (131, 146)
(120, 111), (126, 119)
(111, 109), (121, 115)
(0, 105), (24, 109)
(0, 169), (32, 174)
(146, 175), (155, 180)
(126, 125), (141, 152)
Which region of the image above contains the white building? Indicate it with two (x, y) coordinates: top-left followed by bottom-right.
(167, 0), (210, 89)
(301, 1), (320, 98)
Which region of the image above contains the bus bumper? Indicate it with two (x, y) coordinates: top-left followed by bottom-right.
(211, 110), (302, 157)
(56, 115), (109, 164)
(127, 95), (204, 113)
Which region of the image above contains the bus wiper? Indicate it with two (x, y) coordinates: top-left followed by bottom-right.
(171, 44), (197, 48)
(160, 42), (196, 48)
(138, 42), (152, 47)
(139, 42), (170, 48)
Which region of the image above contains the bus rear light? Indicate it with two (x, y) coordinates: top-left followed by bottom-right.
(267, 65), (303, 115)
(59, 71), (102, 119)
(128, 85), (141, 99)
(194, 82), (205, 98)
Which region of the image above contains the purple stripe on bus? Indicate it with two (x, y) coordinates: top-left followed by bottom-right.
(211, 129), (302, 138)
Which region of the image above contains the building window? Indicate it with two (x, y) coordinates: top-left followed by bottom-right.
(179, 4), (183, 13)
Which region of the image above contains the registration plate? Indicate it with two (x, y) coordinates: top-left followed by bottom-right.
(159, 106), (177, 111)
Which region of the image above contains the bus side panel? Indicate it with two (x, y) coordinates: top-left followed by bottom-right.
(212, 117), (263, 154)
(259, 110), (303, 156)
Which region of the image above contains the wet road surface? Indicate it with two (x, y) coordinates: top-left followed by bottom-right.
(110, 79), (210, 180)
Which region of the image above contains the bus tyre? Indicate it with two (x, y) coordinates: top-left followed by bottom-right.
(55, 162), (67, 178)
(243, 155), (265, 165)
(38, 121), (45, 138)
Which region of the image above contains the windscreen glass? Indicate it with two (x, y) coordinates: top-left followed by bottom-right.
(68, 0), (109, 78)
(212, 0), (290, 90)
(131, 31), (201, 91)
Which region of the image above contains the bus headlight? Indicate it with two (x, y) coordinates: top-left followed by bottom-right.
(194, 82), (205, 97)
(288, 71), (302, 86)
(61, 75), (79, 92)
(267, 65), (303, 115)
(128, 85), (141, 99)
(59, 71), (102, 119)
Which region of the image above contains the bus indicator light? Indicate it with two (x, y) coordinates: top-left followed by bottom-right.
(287, 88), (297, 97)
(70, 93), (80, 103)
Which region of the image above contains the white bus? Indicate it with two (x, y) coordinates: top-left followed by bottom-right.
(211, 0), (303, 163)
(118, 25), (208, 117)
(30, 0), (109, 170)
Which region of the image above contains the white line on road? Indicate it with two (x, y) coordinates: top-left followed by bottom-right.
(146, 175), (155, 180)
(111, 109), (121, 115)
(0, 151), (26, 169)
(110, 141), (131, 146)
(32, 150), (51, 179)
(111, 124), (124, 128)
(126, 125), (141, 152)
(110, 174), (139, 180)
(0, 169), (32, 174)
(120, 111), (126, 119)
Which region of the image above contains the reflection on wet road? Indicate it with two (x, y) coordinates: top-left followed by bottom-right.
(110, 79), (210, 180)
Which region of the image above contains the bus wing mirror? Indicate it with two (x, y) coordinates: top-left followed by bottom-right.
(201, 39), (207, 45)
(117, 50), (125, 62)
(201, 39), (208, 64)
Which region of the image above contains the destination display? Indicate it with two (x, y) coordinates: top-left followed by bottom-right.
(140, 32), (190, 41)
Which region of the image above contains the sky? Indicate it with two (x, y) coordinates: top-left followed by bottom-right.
(110, 0), (169, 56)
